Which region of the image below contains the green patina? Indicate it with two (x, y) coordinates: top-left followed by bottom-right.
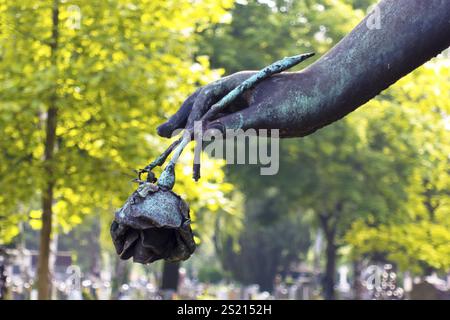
(202, 53), (315, 122)
(157, 161), (176, 190)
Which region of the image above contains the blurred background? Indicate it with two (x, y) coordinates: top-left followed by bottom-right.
(0, 0), (449, 300)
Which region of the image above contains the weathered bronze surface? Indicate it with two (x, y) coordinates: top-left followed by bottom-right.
(111, 182), (195, 264)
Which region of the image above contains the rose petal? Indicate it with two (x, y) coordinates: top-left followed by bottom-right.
(132, 241), (157, 264)
(110, 221), (127, 255)
(178, 226), (196, 255)
(119, 229), (139, 260)
(140, 228), (175, 256)
(166, 231), (193, 262)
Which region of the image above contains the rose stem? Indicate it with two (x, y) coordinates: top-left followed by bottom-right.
(157, 133), (190, 189)
(143, 137), (182, 172)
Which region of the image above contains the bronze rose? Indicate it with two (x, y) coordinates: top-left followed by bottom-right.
(110, 182), (196, 264)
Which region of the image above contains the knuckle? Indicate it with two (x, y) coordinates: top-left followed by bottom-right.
(200, 85), (217, 99)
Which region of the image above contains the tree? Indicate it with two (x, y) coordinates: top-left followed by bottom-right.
(282, 112), (415, 299)
(345, 59), (450, 275)
(0, 0), (234, 299)
(200, 0), (367, 73)
(218, 197), (311, 291)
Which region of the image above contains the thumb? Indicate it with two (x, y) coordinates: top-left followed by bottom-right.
(157, 89), (200, 138)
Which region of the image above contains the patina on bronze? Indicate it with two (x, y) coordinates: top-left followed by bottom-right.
(111, 181), (195, 264)
(111, 53), (314, 264)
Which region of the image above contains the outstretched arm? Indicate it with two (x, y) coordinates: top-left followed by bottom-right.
(158, 0), (450, 138)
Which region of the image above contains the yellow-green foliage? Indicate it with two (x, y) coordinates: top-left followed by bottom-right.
(345, 59), (450, 273)
(0, 0), (240, 245)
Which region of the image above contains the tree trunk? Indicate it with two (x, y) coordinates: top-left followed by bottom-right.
(161, 261), (180, 299)
(319, 213), (338, 300)
(0, 249), (7, 300)
(353, 260), (363, 300)
(88, 217), (102, 278)
(110, 258), (129, 300)
(37, 0), (59, 300)
(323, 234), (337, 300)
